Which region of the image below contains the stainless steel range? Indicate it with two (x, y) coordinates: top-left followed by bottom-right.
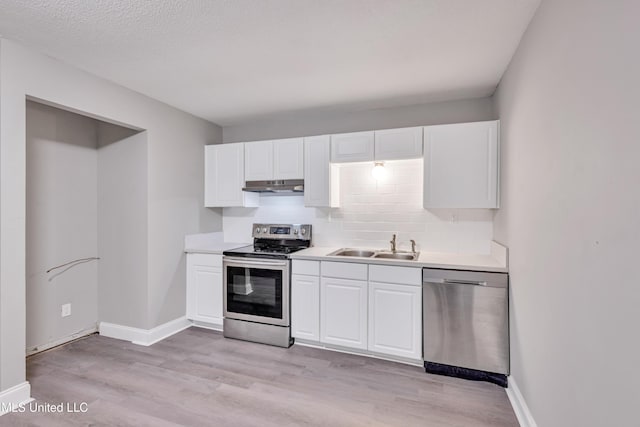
(222, 223), (311, 347)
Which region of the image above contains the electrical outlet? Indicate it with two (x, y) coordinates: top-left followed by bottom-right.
(61, 303), (71, 318)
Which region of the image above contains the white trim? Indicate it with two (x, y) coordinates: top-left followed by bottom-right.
(190, 320), (223, 332)
(26, 325), (98, 356)
(99, 316), (191, 346)
(506, 376), (538, 427)
(294, 339), (423, 367)
(0, 382), (33, 416)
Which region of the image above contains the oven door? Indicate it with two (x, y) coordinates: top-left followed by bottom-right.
(223, 257), (290, 326)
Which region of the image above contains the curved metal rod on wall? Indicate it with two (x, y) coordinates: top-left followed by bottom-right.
(46, 257), (100, 274)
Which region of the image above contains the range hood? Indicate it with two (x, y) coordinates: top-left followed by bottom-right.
(242, 179), (304, 193)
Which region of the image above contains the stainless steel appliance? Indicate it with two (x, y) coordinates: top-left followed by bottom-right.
(242, 179), (304, 193)
(223, 223), (311, 347)
(422, 268), (509, 387)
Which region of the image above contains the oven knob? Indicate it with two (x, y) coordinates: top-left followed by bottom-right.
(301, 228), (306, 235)
(255, 227), (261, 234)
(293, 229), (299, 235)
(262, 227), (268, 233)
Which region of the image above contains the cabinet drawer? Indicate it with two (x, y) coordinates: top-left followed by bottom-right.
(292, 260), (320, 276)
(369, 265), (421, 286)
(188, 253), (222, 268)
(321, 261), (368, 281)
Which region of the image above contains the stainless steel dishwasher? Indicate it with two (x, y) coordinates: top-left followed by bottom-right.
(423, 268), (509, 387)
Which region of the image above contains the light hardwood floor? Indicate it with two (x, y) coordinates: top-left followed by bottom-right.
(3, 327), (518, 426)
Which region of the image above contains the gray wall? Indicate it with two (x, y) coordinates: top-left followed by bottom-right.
(0, 38), (222, 393)
(494, 0), (640, 425)
(25, 101), (99, 351)
(146, 115), (223, 327)
(223, 97), (496, 142)
(97, 123), (148, 329)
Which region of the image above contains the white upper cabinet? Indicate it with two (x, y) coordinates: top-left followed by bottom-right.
(374, 127), (423, 160)
(245, 138), (304, 180)
(330, 131), (374, 163)
(205, 143), (259, 207)
(244, 140), (274, 181)
(304, 135), (339, 208)
(273, 138), (304, 179)
(423, 120), (500, 209)
(331, 128), (422, 163)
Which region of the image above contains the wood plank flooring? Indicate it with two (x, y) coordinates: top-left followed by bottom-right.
(3, 327), (518, 426)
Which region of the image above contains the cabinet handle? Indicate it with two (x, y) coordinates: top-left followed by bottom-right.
(223, 257), (288, 267)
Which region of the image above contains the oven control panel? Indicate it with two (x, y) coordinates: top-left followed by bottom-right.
(252, 223), (312, 240)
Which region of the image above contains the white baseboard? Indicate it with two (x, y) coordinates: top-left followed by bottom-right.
(506, 376), (538, 427)
(294, 339), (423, 367)
(99, 316), (191, 346)
(190, 320), (222, 332)
(0, 382), (33, 416)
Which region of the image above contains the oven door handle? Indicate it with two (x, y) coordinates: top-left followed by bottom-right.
(223, 257), (288, 267)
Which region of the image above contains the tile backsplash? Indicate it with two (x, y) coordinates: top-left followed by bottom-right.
(223, 159), (494, 254)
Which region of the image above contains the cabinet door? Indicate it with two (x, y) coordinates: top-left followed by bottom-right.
(186, 254), (223, 327)
(423, 120), (499, 208)
(368, 281), (422, 360)
(374, 127), (423, 160)
(330, 131), (374, 163)
(304, 135), (339, 207)
(273, 138), (304, 180)
(205, 144), (258, 207)
(245, 140), (274, 181)
(291, 274), (320, 341)
(320, 277), (367, 350)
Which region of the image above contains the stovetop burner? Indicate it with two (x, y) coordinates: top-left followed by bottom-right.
(223, 243), (309, 259)
(255, 246), (301, 254)
(223, 223), (312, 260)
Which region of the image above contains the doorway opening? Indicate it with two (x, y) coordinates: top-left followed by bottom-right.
(25, 99), (145, 355)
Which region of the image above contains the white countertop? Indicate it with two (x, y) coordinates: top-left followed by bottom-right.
(290, 241), (508, 273)
(184, 232), (248, 255)
(185, 231), (508, 272)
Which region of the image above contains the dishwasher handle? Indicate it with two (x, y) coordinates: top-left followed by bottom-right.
(424, 278), (487, 286)
(423, 268), (508, 289)
(443, 278), (487, 286)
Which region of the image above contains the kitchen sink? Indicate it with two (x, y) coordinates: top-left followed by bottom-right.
(373, 252), (419, 261)
(328, 249), (376, 258)
(327, 248), (419, 261)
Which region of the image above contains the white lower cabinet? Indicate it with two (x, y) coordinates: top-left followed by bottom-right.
(368, 281), (422, 360)
(320, 277), (368, 350)
(291, 274), (320, 341)
(292, 260), (423, 361)
(186, 253), (223, 328)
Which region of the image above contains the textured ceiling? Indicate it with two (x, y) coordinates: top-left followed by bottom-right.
(0, 0), (540, 126)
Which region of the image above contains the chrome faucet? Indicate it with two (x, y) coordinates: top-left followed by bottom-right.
(390, 234), (397, 252)
(410, 239), (417, 254)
